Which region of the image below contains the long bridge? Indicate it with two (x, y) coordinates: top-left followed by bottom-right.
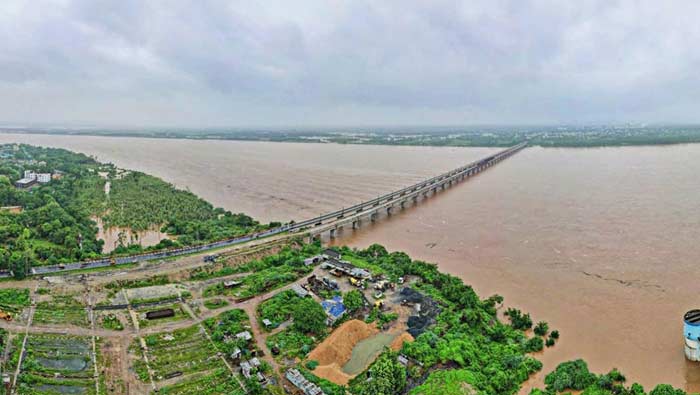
(30, 142), (527, 276)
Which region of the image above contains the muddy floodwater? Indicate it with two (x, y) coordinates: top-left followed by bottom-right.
(2, 133), (700, 391)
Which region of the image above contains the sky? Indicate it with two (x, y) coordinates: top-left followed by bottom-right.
(0, 1), (699, 128)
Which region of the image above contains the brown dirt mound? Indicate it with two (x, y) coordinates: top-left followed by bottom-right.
(308, 319), (379, 366)
(390, 332), (414, 351)
(312, 364), (353, 385)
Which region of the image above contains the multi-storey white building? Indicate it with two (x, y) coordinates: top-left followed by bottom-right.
(36, 173), (51, 183)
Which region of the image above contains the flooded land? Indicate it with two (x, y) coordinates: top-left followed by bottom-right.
(2, 133), (700, 391)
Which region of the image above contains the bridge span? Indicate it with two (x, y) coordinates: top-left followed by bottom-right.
(299, 142), (527, 240)
(29, 142), (526, 276)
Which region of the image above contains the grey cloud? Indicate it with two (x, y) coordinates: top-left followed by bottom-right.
(0, 0), (698, 127)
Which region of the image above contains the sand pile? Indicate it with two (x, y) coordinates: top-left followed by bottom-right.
(390, 332), (414, 351)
(308, 319), (379, 365)
(307, 319), (380, 385)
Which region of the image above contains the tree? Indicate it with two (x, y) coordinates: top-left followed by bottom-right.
(354, 351), (406, 395)
(292, 298), (327, 335)
(534, 321), (549, 336)
(544, 360), (596, 393)
(505, 308), (533, 330)
(344, 290), (364, 313)
(649, 384), (686, 395)
(362, 244), (388, 259)
(524, 336), (544, 353)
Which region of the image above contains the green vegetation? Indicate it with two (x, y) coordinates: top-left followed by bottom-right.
(203, 298), (229, 309)
(0, 288), (30, 317)
(534, 321), (549, 336)
(33, 294), (88, 327)
(0, 144), (268, 277)
(344, 290), (365, 313)
(202, 244), (321, 299)
(257, 289), (328, 360)
(529, 359), (687, 395)
(292, 297), (327, 335)
(331, 244), (545, 395)
(192, 242), (320, 282)
(203, 309), (254, 358)
(267, 327), (316, 359)
(134, 303), (188, 328)
(349, 350), (406, 395)
(104, 275), (170, 290)
(158, 368), (245, 395)
(257, 290), (301, 328)
(410, 368), (478, 395)
(100, 313), (124, 331)
(505, 307), (533, 330)
(138, 324), (227, 382)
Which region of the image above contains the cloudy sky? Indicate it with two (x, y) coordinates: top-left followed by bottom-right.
(0, 1), (699, 128)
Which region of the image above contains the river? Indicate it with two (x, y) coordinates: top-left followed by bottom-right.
(1, 133), (699, 391)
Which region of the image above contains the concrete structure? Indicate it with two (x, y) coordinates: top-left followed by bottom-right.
(322, 258), (371, 279)
(685, 310), (700, 361)
(14, 177), (36, 188)
(236, 331), (252, 342)
(286, 368), (325, 395)
(240, 361), (252, 379)
(304, 255), (324, 266)
(291, 284), (309, 298)
(36, 173), (51, 183)
(323, 249), (341, 260)
(145, 309), (174, 320)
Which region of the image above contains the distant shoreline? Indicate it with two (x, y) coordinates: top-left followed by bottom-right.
(3, 128), (700, 148)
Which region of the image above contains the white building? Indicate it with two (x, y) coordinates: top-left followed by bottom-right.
(22, 171), (51, 184)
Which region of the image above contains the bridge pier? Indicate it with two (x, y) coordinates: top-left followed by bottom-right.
(387, 206), (393, 215)
(370, 211), (378, 222)
(352, 220), (359, 230)
(400, 200), (406, 209)
(329, 228), (336, 239)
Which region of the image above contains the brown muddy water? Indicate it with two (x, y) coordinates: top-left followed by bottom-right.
(1, 133), (700, 391)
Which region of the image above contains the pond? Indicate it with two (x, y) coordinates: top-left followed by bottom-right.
(36, 356), (88, 372)
(341, 332), (398, 376)
(36, 385), (87, 394)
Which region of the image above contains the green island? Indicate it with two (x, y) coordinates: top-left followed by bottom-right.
(0, 143), (273, 278)
(0, 144), (692, 395)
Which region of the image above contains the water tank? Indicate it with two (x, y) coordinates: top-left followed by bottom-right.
(684, 310), (700, 361)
